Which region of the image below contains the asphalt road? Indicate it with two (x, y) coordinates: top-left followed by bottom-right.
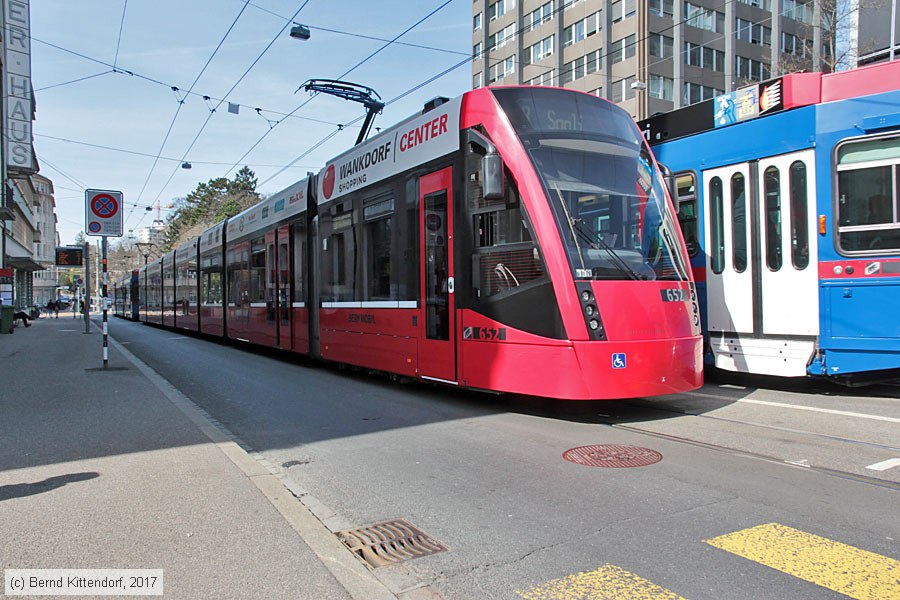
(111, 318), (900, 600)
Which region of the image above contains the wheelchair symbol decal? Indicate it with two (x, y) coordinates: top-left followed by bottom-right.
(612, 353), (627, 369)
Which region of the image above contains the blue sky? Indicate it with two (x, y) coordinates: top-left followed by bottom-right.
(31, 0), (472, 245)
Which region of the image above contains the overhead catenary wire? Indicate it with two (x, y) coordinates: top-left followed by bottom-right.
(133, 0), (315, 233)
(222, 0), (455, 181)
(128, 0), (253, 225)
(113, 0), (128, 68)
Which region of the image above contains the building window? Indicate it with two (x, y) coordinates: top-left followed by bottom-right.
(610, 35), (636, 64)
(683, 82), (721, 105)
(474, 42), (482, 59)
(489, 0), (515, 21)
(650, 0), (674, 15)
(685, 2), (724, 33)
(489, 24), (516, 50)
(563, 11), (600, 46)
(528, 1), (554, 30)
(610, 77), (636, 102)
(684, 42), (724, 72)
(649, 33), (674, 58)
(474, 71), (483, 88)
(524, 35), (554, 64)
(562, 49), (601, 84)
(649, 74), (674, 101)
(488, 55), (516, 83)
(474, 12), (482, 31)
(735, 56), (770, 81)
(736, 18), (771, 46)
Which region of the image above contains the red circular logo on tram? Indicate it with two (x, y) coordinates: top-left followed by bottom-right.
(323, 164), (336, 200)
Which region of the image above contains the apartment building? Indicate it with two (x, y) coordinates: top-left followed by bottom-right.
(31, 174), (59, 305)
(472, 0), (827, 119)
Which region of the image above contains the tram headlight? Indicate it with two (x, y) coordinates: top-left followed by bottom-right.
(585, 304), (596, 317)
(589, 319), (600, 331)
(581, 290), (592, 302)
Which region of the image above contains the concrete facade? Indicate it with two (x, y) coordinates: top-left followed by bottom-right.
(473, 0), (828, 119)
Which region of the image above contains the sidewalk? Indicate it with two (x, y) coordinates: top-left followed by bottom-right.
(0, 314), (395, 599)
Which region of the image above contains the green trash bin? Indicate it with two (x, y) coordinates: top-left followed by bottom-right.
(0, 305), (14, 334)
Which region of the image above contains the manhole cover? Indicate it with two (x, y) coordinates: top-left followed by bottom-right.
(337, 519), (447, 568)
(562, 444), (662, 468)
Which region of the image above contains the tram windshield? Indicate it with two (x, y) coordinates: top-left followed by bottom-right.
(492, 87), (689, 281)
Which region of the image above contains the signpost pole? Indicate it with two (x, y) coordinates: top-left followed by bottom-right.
(83, 242), (91, 334)
(102, 237), (108, 369)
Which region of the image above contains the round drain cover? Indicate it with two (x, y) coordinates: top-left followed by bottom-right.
(563, 444), (662, 468)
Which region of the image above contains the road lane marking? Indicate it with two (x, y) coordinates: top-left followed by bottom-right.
(692, 393), (900, 424)
(705, 523), (900, 600)
(866, 458), (900, 472)
(517, 564), (687, 600)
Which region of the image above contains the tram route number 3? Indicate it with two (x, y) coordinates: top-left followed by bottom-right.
(660, 289), (689, 302)
(464, 326), (507, 341)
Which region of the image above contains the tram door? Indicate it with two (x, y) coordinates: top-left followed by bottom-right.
(276, 225), (291, 350)
(702, 150), (818, 375)
(418, 167), (456, 383)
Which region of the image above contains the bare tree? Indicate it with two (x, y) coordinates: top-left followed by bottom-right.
(776, 0), (889, 76)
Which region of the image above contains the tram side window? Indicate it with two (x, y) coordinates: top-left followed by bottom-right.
(250, 237), (266, 303)
(227, 243), (250, 309)
(709, 176), (725, 274)
(764, 166), (783, 271)
(789, 161), (809, 269)
(363, 194), (395, 300)
(836, 135), (900, 254)
(292, 221), (306, 303)
(731, 173), (747, 272)
(675, 172), (700, 257)
(324, 203), (356, 302)
(201, 253), (222, 305)
(468, 150), (543, 298)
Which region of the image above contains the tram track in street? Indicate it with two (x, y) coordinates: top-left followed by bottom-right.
(589, 397), (900, 493)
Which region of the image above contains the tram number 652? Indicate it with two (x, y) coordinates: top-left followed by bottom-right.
(660, 288), (688, 302)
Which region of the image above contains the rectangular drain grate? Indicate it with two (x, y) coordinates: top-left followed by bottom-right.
(337, 519), (447, 568)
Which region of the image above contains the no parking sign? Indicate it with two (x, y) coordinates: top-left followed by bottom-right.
(85, 189), (124, 237)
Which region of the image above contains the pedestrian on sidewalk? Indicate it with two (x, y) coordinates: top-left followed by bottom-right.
(13, 311), (32, 327)
(53, 299), (60, 318)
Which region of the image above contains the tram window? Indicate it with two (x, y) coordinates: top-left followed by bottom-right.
(789, 161), (809, 269)
(250, 238), (266, 303)
(836, 134), (900, 254)
(764, 166), (783, 271)
(709, 176), (725, 274)
(292, 221), (306, 302)
(201, 254), (222, 304)
(675, 173), (700, 257)
(731, 173), (747, 272)
(366, 216), (393, 300)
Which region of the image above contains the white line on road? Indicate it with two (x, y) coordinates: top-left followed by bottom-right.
(166, 336), (188, 340)
(866, 458), (900, 472)
(737, 399), (900, 424)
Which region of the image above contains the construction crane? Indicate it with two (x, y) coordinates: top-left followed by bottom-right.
(300, 79), (385, 145)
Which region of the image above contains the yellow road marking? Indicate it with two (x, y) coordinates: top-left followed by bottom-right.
(517, 564), (687, 600)
(706, 523), (900, 600)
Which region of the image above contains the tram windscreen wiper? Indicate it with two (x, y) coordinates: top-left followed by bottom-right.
(570, 218), (642, 281)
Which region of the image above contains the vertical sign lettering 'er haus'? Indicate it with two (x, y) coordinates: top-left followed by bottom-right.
(3, 0), (35, 174)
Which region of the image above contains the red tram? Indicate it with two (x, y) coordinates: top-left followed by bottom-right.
(117, 87), (703, 400)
